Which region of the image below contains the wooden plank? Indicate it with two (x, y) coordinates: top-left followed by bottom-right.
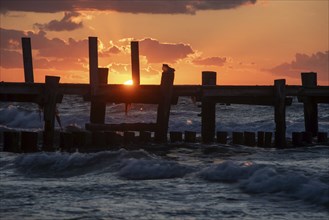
(43, 76), (60, 151)
(201, 71), (217, 143)
(301, 72), (318, 136)
(155, 65), (175, 142)
(89, 37), (98, 95)
(131, 41), (140, 85)
(274, 79), (286, 148)
(21, 38), (34, 83)
(90, 68), (108, 124)
(86, 123), (157, 131)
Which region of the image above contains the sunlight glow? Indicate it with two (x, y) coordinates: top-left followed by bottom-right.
(123, 79), (133, 85)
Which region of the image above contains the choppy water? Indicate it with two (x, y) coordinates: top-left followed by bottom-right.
(0, 96), (328, 219)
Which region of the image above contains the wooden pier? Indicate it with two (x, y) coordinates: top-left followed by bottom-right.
(1, 37), (328, 152)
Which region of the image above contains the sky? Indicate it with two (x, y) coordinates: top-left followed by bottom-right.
(0, 0), (328, 85)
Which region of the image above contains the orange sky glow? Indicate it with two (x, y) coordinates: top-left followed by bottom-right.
(0, 0), (328, 85)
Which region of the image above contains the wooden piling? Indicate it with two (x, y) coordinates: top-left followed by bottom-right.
(92, 131), (107, 147)
(43, 76), (60, 151)
(3, 131), (20, 152)
(317, 132), (328, 143)
(264, 132), (273, 147)
(170, 131), (183, 143)
(124, 131), (135, 144)
(292, 132), (303, 146)
(274, 79), (286, 148)
(244, 131), (256, 146)
(155, 65), (175, 142)
(131, 41), (140, 85)
(257, 131), (265, 147)
(90, 68), (109, 124)
(232, 132), (243, 145)
(201, 71), (216, 143)
(216, 131), (228, 144)
(184, 131), (196, 143)
(72, 131), (87, 150)
(302, 131), (313, 144)
(59, 132), (73, 152)
(301, 72), (318, 136)
(139, 131), (152, 142)
(21, 38), (34, 83)
(21, 131), (38, 153)
(89, 37), (98, 95)
(106, 132), (122, 146)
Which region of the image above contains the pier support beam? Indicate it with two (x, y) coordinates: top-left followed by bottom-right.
(131, 41), (140, 85)
(201, 71), (216, 143)
(301, 72), (318, 136)
(155, 65), (175, 142)
(90, 68), (108, 124)
(274, 79), (286, 148)
(21, 37), (34, 83)
(43, 76), (60, 151)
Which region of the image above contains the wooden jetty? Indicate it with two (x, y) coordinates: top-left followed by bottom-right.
(1, 37), (329, 152)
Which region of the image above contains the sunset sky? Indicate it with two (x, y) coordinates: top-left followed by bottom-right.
(0, 0), (328, 85)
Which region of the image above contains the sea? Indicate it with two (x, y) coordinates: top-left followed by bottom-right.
(0, 96), (328, 220)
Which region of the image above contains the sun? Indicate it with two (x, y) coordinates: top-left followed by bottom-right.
(123, 79), (133, 85)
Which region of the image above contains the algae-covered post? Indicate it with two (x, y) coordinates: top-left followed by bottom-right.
(201, 71), (216, 143)
(89, 37), (99, 95)
(301, 72), (318, 137)
(131, 41), (140, 85)
(21, 37), (34, 83)
(274, 79), (286, 148)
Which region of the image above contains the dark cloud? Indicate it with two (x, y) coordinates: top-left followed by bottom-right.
(1, 0), (257, 14)
(139, 38), (194, 63)
(34, 12), (83, 31)
(193, 56), (226, 66)
(268, 51), (329, 83)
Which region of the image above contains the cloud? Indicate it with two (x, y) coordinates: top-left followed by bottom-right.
(34, 12), (83, 31)
(193, 56), (227, 66)
(139, 38), (194, 63)
(268, 51), (329, 82)
(1, 0), (257, 14)
(0, 28), (89, 71)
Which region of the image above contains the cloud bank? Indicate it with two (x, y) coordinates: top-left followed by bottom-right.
(268, 51), (329, 82)
(1, 0), (257, 14)
(193, 56), (227, 66)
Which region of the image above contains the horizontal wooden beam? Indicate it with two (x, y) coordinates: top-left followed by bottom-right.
(85, 123), (158, 131)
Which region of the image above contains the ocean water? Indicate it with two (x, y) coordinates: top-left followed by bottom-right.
(0, 96), (328, 219)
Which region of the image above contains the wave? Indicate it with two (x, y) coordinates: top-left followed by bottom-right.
(199, 161), (329, 206)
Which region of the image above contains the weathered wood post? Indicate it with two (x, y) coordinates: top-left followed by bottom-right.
(89, 37), (99, 94)
(131, 41), (140, 85)
(184, 131), (196, 143)
(170, 131), (183, 142)
(264, 132), (273, 147)
(3, 131), (20, 152)
(90, 68), (108, 124)
(257, 131), (265, 147)
(43, 76), (60, 151)
(301, 72), (318, 137)
(155, 65), (175, 142)
(21, 131), (38, 153)
(217, 131), (228, 144)
(244, 131), (256, 146)
(201, 71), (216, 143)
(21, 38), (34, 83)
(232, 132), (244, 145)
(274, 79), (286, 148)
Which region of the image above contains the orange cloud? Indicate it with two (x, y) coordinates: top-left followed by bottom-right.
(193, 57), (227, 67)
(268, 51), (329, 83)
(139, 38), (194, 64)
(34, 12), (83, 31)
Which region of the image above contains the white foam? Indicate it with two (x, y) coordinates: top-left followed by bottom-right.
(199, 161), (329, 206)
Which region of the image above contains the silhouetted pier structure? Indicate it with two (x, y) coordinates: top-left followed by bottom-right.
(1, 37), (328, 152)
